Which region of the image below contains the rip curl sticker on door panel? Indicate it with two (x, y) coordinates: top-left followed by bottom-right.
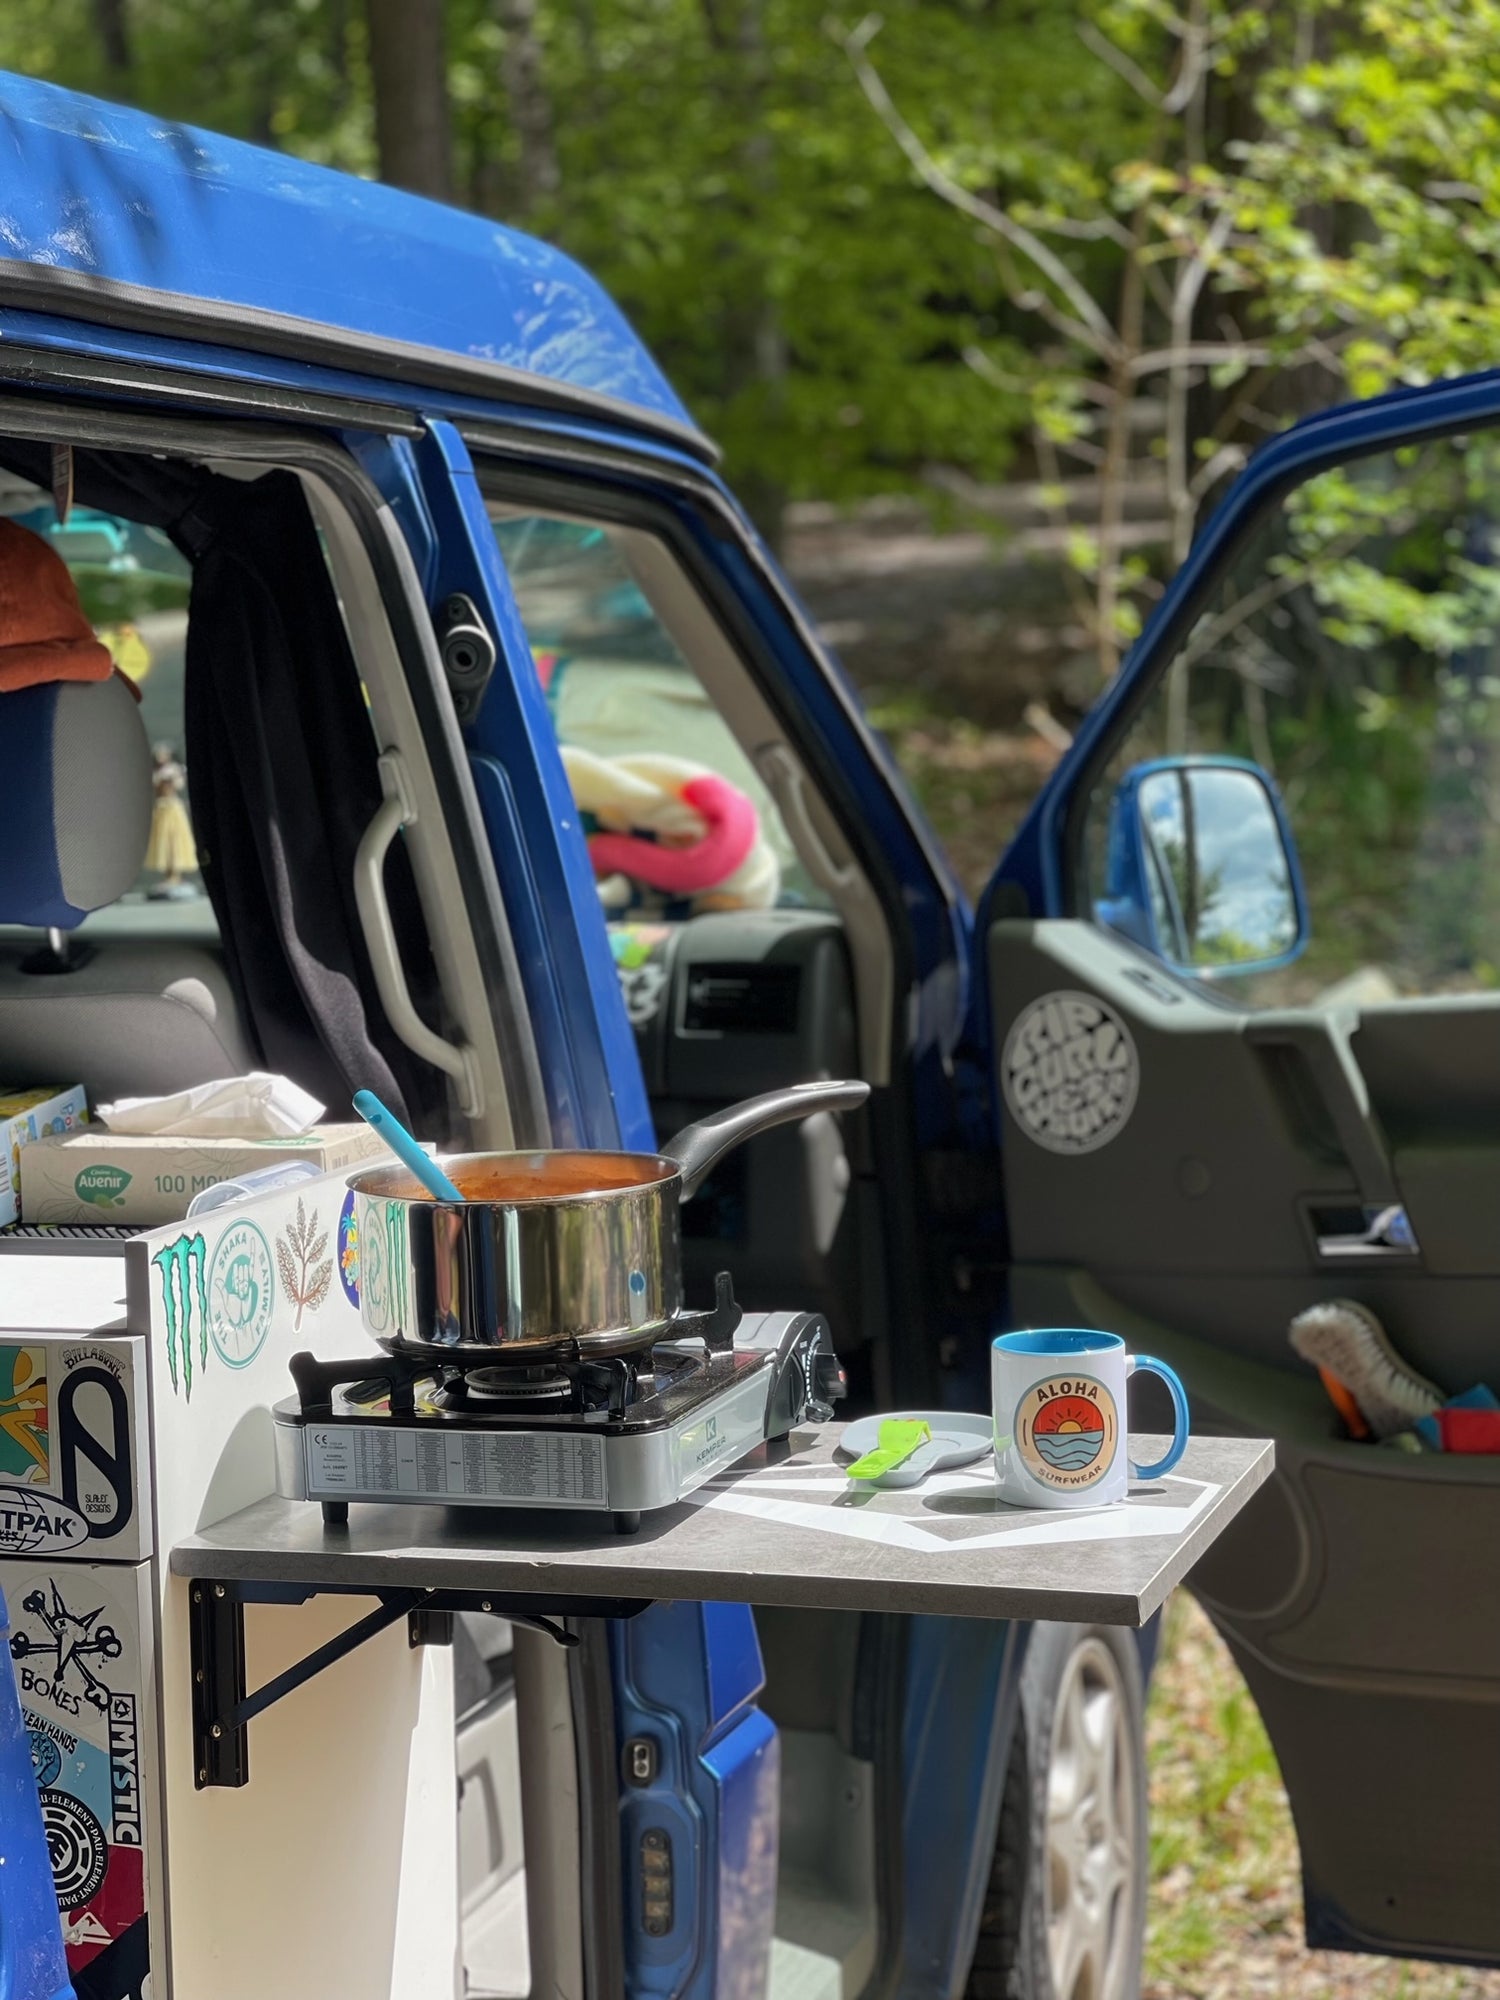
(1001, 990), (1139, 1155)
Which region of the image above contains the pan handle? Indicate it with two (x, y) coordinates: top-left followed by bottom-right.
(663, 1079), (871, 1202)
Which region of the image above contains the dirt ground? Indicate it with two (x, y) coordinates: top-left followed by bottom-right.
(1145, 1595), (1500, 2000)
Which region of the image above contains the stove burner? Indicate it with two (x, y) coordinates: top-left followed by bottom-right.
(447, 1366), (572, 1405)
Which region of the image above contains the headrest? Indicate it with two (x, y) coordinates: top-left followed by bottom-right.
(0, 675), (153, 927)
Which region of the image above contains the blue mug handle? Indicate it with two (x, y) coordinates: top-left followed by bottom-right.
(1125, 1355), (1190, 1478)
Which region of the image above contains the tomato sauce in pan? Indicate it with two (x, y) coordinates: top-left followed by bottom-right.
(355, 1150), (675, 1204)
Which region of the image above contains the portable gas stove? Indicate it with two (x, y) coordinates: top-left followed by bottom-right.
(273, 1276), (846, 1531)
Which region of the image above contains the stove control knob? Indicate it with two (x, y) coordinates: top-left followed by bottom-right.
(811, 1350), (848, 1413)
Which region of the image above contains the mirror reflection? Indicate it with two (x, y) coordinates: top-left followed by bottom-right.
(1136, 764), (1299, 971)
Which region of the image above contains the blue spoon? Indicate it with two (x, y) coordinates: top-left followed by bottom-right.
(352, 1089), (464, 1203)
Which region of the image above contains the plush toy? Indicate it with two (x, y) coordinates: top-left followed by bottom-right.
(560, 745), (780, 914)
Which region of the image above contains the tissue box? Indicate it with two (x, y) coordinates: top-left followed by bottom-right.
(0, 1085), (89, 1227)
(17, 1124), (387, 1227)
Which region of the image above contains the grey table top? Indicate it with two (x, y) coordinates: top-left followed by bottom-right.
(171, 1427), (1273, 1627)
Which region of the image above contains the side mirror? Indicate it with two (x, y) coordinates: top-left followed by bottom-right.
(1097, 757), (1308, 977)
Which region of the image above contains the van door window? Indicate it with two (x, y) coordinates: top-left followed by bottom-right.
(0, 477), (206, 932)
(490, 512), (830, 913)
(1078, 432), (1500, 1007)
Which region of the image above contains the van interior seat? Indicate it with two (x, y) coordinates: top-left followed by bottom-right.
(0, 672), (255, 1100)
(0, 938), (256, 1101)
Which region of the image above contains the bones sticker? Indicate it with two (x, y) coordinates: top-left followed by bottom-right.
(10, 1580), (122, 1714)
(1001, 990), (1139, 1155)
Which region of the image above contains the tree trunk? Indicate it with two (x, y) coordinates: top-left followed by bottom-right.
(93, 0), (131, 78)
(496, 0), (560, 217)
(712, 0), (789, 550)
(366, 0), (454, 203)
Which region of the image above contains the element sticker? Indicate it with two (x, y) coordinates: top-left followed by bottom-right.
(1001, 990), (1139, 1155)
(41, 1789), (108, 1909)
(1016, 1375), (1119, 1492)
(209, 1220), (275, 1369)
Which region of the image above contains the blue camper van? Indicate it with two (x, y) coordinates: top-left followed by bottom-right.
(4, 67), (1500, 2000)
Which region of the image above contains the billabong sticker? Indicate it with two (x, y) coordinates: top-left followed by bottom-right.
(0, 1488), (89, 1556)
(1001, 990), (1139, 1155)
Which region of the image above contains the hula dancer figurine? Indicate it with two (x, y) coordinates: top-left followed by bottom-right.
(146, 741), (200, 898)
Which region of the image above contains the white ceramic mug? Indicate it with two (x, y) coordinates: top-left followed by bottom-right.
(992, 1328), (1190, 1509)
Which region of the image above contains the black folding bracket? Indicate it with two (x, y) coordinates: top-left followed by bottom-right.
(189, 1578), (648, 1788)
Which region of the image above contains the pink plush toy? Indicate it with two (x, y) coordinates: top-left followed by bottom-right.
(560, 747), (780, 912)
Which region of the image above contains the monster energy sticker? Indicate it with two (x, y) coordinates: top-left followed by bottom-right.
(152, 1232), (208, 1398)
(3, 1561), (151, 2000)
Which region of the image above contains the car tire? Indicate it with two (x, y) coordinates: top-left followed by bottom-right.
(966, 1623), (1147, 2000)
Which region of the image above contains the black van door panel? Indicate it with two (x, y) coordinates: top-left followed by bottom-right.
(992, 915), (1500, 1963)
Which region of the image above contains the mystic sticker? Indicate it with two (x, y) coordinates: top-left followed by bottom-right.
(1015, 1375), (1119, 1491)
(1001, 990), (1139, 1156)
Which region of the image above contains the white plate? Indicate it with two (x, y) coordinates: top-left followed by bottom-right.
(838, 1409), (993, 1487)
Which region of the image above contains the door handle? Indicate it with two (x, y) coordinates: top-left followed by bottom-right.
(355, 750), (483, 1118)
(1246, 1010), (1398, 1207)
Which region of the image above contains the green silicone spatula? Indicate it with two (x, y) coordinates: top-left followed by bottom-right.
(845, 1418), (932, 1483)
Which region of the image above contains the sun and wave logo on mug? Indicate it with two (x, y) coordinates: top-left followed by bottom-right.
(1015, 1376), (1119, 1490)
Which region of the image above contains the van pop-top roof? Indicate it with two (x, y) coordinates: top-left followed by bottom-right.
(0, 72), (710, 459)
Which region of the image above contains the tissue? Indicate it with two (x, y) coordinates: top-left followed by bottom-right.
(97, 1073), (325, 1140)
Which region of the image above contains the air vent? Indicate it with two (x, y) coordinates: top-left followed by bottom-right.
(682, 963), (800, 1035)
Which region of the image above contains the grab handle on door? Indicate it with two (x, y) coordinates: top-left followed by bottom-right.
(1246, 1010), (1398, 1208)
(354, 750), (483, 1119)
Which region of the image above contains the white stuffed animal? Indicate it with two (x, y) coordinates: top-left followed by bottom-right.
(560, 746), (780, 913)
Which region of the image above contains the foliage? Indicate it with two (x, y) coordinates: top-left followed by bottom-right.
(0, 0), (1157, 538)
(1220, 0), (1500, 398)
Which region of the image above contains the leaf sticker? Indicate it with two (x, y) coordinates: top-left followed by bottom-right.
(277, 1203), (335, 1332)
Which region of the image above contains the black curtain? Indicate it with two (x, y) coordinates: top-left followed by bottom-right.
(0, 440), (447, 1128)
(180, 469), (445, 1129)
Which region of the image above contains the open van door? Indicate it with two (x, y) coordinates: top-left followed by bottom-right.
(980, 371), (1500, 1969)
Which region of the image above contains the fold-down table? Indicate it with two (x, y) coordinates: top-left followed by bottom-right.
(171, 1424), (1271, 1782)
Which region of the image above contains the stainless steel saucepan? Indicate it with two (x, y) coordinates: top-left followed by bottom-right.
(348, 1079), (869, 1359)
